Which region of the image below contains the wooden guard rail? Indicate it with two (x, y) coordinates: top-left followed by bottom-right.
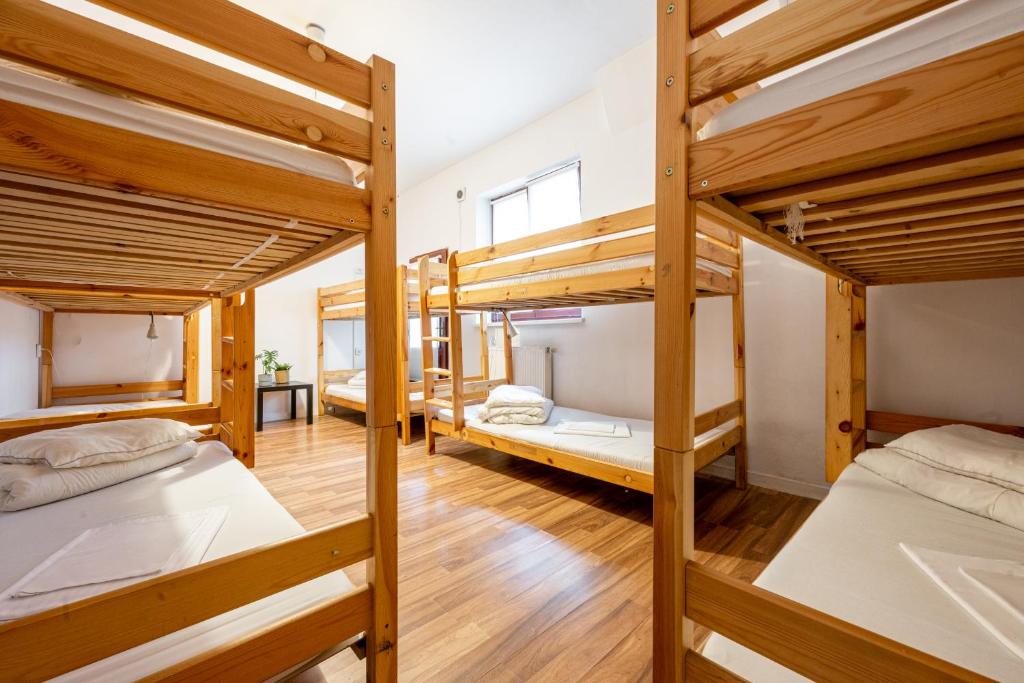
(866, 410), (1024, 438)
(0, 403), (220, 442)
(51, 379), (184, 400)
(0, 515), (373, 681)
(684, 563), (988, 682)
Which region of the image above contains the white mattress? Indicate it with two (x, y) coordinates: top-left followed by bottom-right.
(438, 403), (732, 474)
(0, 62), (354, 184)
(0, 442), (355, 681)
(1, 399), (185, 420)
(701, 0), (1024, 139)
(702, 460), (1024, 681)
(325, 383), (423, 405)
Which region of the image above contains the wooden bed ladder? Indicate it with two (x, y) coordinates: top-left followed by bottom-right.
(417, 256), (459, 453)
(217, 290), (256, 467)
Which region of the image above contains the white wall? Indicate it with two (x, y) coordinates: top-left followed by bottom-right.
(0, 299), (40, 416)
(395, 37), (1024, 497)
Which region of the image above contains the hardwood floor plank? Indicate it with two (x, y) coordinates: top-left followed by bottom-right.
(253, 414), (818, 681)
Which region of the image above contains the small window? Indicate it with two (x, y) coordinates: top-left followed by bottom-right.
(488, 162), (583, 323)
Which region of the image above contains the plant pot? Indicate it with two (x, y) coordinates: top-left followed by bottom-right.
(258, 373), (273, 385)
(274, 370), (290, 384)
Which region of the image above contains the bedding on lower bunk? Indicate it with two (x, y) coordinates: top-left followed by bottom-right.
(0, 441), (354, 681)
(1, 398), (185, 420)
(325, 383), (424, 406)
(438, 403), (732, 473)
(701, 455), (1024, 681)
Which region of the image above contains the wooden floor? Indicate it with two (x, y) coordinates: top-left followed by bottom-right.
(253, 412), (818, 682)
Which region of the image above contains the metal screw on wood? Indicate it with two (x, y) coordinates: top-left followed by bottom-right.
(383, 207), (390, 215)
(382, 83), (389, 90)
(665, 76), (674, 86)
(667, 3), (675, 13)
(382, 137), (389, 145)
(701, 179), (709, 187)
(665, 167), (674, 176)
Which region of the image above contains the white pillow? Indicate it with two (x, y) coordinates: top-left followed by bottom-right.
(0, 419), (203, 469)
(347, 370), (367, 387)
(887, 424), (1024, 493)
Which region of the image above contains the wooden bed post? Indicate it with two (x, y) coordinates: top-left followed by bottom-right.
(397, 266), (412, 445)
(654, 0), (695, 680)
(502, 314), (514, 383)
(478, 312), (489, 380)
(39, 310), (53, 408)
(211, 298), (222, 408)
(234, 291), (256, 467)
(316, 287), (325, 416)
(182, 310), (199, 403)
(365, 54), (398, 682)
(825, 276), (866, 482)
(731, 241), (748, 489)
(447, 255), (465, 431)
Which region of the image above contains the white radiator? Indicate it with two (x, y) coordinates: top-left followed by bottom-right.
(489, 345), (554, 398)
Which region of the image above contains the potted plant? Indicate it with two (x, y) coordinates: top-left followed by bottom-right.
(274, 362), (293, 384)
(256, 349), (278, 385)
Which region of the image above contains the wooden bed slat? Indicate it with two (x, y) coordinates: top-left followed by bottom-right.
(689, 0), (764, 38)
(52, 379), (183, 399)
(0, 404), (219, 441)
(0, 0), (371, 164)
(691, 33), (1024, 198)
(867, 267), (1024, 285)
(867, 410), (1024, 438)
(801, 201), (1024, 243)
(685, 563), (987, 683)
(91, 0), (372, 109)
(0, 515), (372, 682)
(685, 650), (747, 682)
(0, 101), (370, 230)
(690, 0), (953, 105)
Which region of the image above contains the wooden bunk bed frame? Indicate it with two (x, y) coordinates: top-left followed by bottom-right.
(654, 1), (1023, 680)
(0, 0), (398, 679)
(317, 265), (492, 445)
(416, 203), (749, 493)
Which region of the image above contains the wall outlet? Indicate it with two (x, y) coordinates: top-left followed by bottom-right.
(35, 344), (42, 358)
(456, 187), (467, 202)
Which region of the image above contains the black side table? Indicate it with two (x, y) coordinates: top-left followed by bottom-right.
(256, 381), (313, 431)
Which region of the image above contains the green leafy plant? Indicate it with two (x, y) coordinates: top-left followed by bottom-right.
(274, 362), (293, 371)
(256, 349), (279, 375)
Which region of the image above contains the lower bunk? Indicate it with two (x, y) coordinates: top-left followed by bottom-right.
(700, 425), (1024, 681)
(2, 398), (186, 420)
(431, 397), (745, 492)
(0, 434), (368, 681)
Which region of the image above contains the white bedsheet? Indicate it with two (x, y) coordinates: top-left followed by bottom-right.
(701, 0), (1024, 139)
(701, 463), (1024, 681)
(438, 403), (732, 473)
(325, 384), (423, 405)
(0, 63), (354, 184)
(1, 399), (185, 420)
(0, 441), (355, 681)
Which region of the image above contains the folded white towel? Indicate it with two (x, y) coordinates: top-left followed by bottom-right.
(901, 543), (1024, 661)
(0, 506), (227, 620)
(484, 384), (547, 408)
(554, 421), (631, 438)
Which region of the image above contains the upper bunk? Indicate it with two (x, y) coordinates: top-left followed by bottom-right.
(422, 204), (742, 313)
(319, 265), (422, 321)
(0, 0), (380, 306)
(686, 0), (1024, 288)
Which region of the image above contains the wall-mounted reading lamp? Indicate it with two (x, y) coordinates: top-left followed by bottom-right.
(146, 312), (159, 340)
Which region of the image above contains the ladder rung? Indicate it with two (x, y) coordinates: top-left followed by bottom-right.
(426, 398), (453, 410)
(422, 336), (450, 342)
(424, 367), (452, 376)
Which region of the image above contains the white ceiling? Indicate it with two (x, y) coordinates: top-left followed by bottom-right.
(235, 1), (654, 191)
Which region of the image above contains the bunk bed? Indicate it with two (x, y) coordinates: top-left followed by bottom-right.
(0, 0), (398, 680)
(416, 203), (749, 493)
(318, 265), (492, 444)
(653, 0), (1024, 680)
(0, 298), (202, 420)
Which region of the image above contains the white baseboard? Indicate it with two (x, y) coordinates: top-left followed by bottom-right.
(702, 461), (830, 501)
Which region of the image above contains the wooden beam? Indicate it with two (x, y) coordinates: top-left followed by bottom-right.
(0, 516), (372, 682)
(0, 0), (371, 163)
(689, 0), (764, 37)
(221, 232), (364, 297)
(692, 34), (1024, 198)
(866, 410), (1024, 438)
(0, 404), (219, 441)
(51, 379), (183, 399)
(211, 298), (222, 408)
(700, 196), (865, 284)
(736, 138), (1024, 213)
(182, 311), (199, 403)
(690, 0), (952, 105)
(867, 266), (1024, 286)
(825, 278), (866, 483)
(731, 243), (747, 490)
(231, 291), (255, 467)
(0, 279), (212, 300)
(0, 101), (371, 230)
(802, 202), (1024, 244)
(364, 55), (398, 683)
(685, 650), (746, 682)
(91, 0), (372, 108)
(654, 0), (694, 680)
(0, 290), (50, 311)
(38, 310), (53, 408)
(685, 562), (987, 682)
(816, 222), (1024, 254)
